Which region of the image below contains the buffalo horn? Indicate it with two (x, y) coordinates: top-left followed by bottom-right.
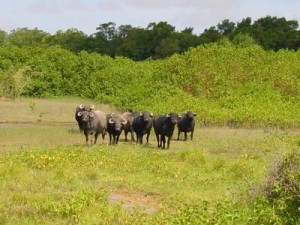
(109, 118), (115, 124)
(90, 112), (94, 117)
(79, 104), (84, 109)
(77, 111), (82, 116)
(166, 114), (170, 117)
(90, 105), (94, 110)
(121, 119), (127, 125)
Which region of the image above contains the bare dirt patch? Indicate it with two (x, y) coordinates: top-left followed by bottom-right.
(109, 190), (160, 214)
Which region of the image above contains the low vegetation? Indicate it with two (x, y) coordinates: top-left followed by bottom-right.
(0, 98), (299, 224)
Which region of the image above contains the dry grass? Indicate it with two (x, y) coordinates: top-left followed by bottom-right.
(0, 97), (116, 124)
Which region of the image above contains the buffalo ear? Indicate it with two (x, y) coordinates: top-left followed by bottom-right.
(109, 118), (115, 124)
(77, 111), (82, 116)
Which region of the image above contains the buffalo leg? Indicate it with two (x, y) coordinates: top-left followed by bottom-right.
(146, 132), (150, 144)
(161, 135), (166, 149)
(177, 130), (181, 140)
(109, 133), (113, 144)
(136, 134), (142, 144)
(167, 136), (171, 149)
(94, 133), (99, 145)
(156, 133), (160, 147)
(139, 135), (143, 144)
(184, 132), (187, 141)
(116, 134), (120, 144)
(124, 130), (128, 141)
(191, 130), (194, 141)
(131, 130), (135, 141)
(84, 131), (89, 146)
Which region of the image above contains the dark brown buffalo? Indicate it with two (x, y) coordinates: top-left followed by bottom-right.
(132, 111), (153, 144)
(153, 113), (180, 149)
(177, 111), (197, 141)
(75, 104), (94, 131)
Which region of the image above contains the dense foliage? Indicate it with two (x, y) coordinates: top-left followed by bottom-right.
(1, 39), (299, 127)
(0, 16), (299, 60)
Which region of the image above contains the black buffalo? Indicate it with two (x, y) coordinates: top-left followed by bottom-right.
(78, 110), (107, 146)
(75, 104), (94, 131)
(121, 111), (135, 141)
(153, 113), (180, 149)
(132, 111), (153, 144)
(106, 113), (127, 144)
(177, 111), (197, 141)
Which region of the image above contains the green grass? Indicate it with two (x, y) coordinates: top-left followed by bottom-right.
(0, 98), (299, 224)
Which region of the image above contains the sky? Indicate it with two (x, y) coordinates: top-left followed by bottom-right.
(1, 0), (299, 35)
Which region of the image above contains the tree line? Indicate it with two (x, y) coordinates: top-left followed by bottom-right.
(0, 16), (299, 61)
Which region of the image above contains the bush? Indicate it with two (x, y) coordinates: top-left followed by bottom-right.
(262, 150), (300, 224)
(0, 43), (299, 127)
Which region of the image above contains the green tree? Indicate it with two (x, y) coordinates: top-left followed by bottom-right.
(94, 22), (117, 55)
(116, 28), (152, 60)
(109, 25), (133, 57)
(251, 16), (299, 50)
(45, 28), (88, 53)
(96, 22), (116, 41)
(147, 22), (176, 52)
(235, 17), (252, 35)
(154, 37), (180, 58)
(7, 28), (50, 47)
(177, 27), (201, 53)
(231, 33), (257, 48)
(217, 19), (236, 37)
(0, 29), (8, 46)
(199, 26), (222, 44)
(0, 66), (17, 97)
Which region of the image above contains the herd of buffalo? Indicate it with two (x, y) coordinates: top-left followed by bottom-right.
(75, 104), (197, 148)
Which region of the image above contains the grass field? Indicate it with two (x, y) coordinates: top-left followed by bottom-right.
(0, 98), (299, 224)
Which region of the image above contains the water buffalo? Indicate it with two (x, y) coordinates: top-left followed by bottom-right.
(75, 104), (94, 131)
(132, 111), (153, 144)
(106, 113), (127, 144)
(121, 111), (135, 141)
(177, 111), (197, 141)
(78, 110), (107, 146)
(153, 113), (180, 149)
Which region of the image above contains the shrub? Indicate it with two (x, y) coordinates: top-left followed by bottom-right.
(262, 150), (300, 224)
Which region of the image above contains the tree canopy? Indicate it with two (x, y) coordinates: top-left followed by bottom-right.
(0, 16), (299, 60)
